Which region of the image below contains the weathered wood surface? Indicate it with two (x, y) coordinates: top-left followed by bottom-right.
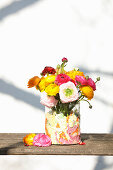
(0, 133), (113, 155)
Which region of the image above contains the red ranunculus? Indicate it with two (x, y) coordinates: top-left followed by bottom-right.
(41, 66), (56, 76)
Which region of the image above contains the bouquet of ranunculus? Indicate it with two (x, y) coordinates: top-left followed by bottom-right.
(27, 58), (100, 116)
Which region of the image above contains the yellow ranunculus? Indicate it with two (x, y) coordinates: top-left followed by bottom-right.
(45, 75), (56, 84)
(23, 133), (36, 146)
(66, 70), (85, 81)
(45, 84), (59, 96)
(38, 77), (49, 92)
(80, 86), (94, 100)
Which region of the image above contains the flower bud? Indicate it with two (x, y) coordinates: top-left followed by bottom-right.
(89, 105), (92, 109)
(62, 57), (68, 63)
(96, 77), (100, 81)
(57, 64), (60, 69)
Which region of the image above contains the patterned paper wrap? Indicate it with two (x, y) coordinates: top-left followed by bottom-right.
(45, 104), (81, 144)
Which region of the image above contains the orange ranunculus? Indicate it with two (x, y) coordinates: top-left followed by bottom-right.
(66, 70), (85, 81)
(23, 133), (36, 146)
(80, 86), (94, 100)
(27, 76), (40, 88)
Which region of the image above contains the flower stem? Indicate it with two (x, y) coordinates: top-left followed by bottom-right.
(82, 99), (92, 109)
(61, 63), (64, 73)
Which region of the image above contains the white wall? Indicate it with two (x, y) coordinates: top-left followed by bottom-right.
(0, 0), (113, 169)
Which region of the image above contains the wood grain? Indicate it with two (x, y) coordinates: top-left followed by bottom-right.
(0, 133), (113, 155)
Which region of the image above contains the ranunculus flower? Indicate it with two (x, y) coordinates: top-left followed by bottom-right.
(75, 75), (87, 85)
(62, 57), (68, 62)
(40, 91), (58, 108)
(55, 74), (71, 85)
(38, 77), (49, 92)
(80, 86), (94, 100)
(75, 75), (96, 91)
(45, 84), (59, 96)
(87, 78), (96, 91)
(33, 133), (52, 147)
(23, 134), (36, 146)
(66, 71), (85, 81)
(41, 66), (56, 76)
(27, 76), (40, 88)
(59, 81), (79, 103)
(45, 75), (56, 84)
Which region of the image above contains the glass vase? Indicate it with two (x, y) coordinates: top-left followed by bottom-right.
(45, 103), (81, 144)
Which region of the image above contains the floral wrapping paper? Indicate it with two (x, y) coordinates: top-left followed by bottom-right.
(45, 105), (81, 144)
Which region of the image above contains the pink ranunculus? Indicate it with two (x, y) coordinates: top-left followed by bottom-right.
(75, 75), (96, 91)
(75, 75), (87, 85)
(55, 74), (71, 85)
(59, 81), (79, 103)
(40, 91), (58, 108)
(87, 78), (96, 91)
(33, 133), (52, 147)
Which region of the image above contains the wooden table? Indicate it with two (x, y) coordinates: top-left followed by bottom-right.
(0, 133), (113, 155)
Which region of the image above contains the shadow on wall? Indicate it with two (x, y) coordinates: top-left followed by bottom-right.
(0, 0), (41, 21)
(78, 66), (113, 76)
(0, 79), (44, 111)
